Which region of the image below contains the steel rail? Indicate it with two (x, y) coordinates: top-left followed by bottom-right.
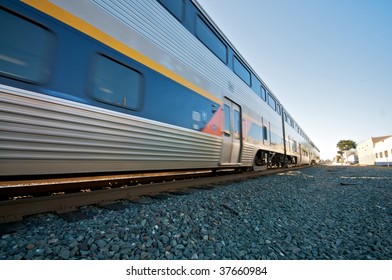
(0, 169), (217, 200)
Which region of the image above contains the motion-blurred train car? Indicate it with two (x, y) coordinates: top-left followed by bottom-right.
(0, 0), (319, 176)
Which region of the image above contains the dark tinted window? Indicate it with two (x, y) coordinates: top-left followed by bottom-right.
(260, 85), (267, 101)
(286, 115), (293, 127)
(233, 56), (250, 86)
(276, 104), (281, 115)
(158, 0), (184, 21)
(196, 16), (227, 63)
(0, 8), (55, 83)
(224, 104), (231, 135)
(263, 125), (268, 140)
(267, 93), (276, 111)
(234, 109), (240, 139)
(253, 78), (261, 97)
(91, 54), (143, 110)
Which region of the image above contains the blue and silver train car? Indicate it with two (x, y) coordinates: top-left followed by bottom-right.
(0, 0), (319, 176)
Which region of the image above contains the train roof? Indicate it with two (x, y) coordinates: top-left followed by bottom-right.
(192, 0), (319, 152)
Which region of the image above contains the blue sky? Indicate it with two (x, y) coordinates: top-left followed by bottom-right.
(197, 0), (392, 160)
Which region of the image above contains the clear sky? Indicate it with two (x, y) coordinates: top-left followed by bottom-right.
(197, 0), (392, 160)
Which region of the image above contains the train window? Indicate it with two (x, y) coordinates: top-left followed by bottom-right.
(234, 110), (240, 139)
(253, 78), (261, 97)
(233, 56), (251, 86)
(0, 8), (55, 84)
(158, 0), (184, 22)
(267, 93), (276, 111)
(223, 104), (231, 135)
(292, 140), (298, 153)
(276, 104), (282, 116)
(260, 85), (267, 101)
(196, 16), (227, 63)
(262, 125), (268, 141)
(286, 115), (290, 125)
(91, 54), (143, 110)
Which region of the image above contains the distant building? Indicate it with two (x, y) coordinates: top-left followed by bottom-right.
(357, 135), (392, 166)
(332, 149), (358, 164)
(346, 149), (358, 163)
(357, 138), (377, 165)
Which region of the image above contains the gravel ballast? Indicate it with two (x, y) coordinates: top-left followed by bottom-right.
(1, 165), (391, 260)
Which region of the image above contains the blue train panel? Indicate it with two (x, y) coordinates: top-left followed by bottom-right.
(0, 1), (222, 137)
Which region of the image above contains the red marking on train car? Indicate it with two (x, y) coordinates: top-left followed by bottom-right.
(202, 106), (223, 137)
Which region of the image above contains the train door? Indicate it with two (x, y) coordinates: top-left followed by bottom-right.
(221, 98), (242, 164)
(299, 143), (302, 163)
(261, 118), (270, 147)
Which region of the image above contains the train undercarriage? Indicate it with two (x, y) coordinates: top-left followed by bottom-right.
(253, 150), (298, 170)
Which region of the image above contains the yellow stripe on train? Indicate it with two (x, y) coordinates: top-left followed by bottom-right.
(21, 0), (221, 105)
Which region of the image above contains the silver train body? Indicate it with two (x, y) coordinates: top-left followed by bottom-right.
(0, 0), (319, 176)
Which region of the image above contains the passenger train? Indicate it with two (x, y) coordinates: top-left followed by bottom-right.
(0, 0), (320, 176)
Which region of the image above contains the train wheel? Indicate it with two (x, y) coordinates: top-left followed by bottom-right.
(252, 153), (267, 171)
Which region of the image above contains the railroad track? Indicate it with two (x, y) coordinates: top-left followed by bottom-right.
(0, 166), (311, 224)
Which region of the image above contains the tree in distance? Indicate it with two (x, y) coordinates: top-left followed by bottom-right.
(336, 139), (357, 163)
(336, 140), (357, 151)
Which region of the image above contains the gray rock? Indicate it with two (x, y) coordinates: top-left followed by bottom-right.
(90, 244), (98, 251)
(191, 252), (198, 259)
(48, 238), (58, 245)
(76, 235), (84, 242)
(96, 240), (107, 248)
(58, 249), (70, 259)
(145, 239), (153, 248)
(13, 254), (24, 260)
(78, 243), (89, 251)
(1, 166), (391, 261)
(140, 252), (149, 259)
(34, 248), (45, 256)
(162, 236), (170, 244)
(111, 244), (120, 252)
